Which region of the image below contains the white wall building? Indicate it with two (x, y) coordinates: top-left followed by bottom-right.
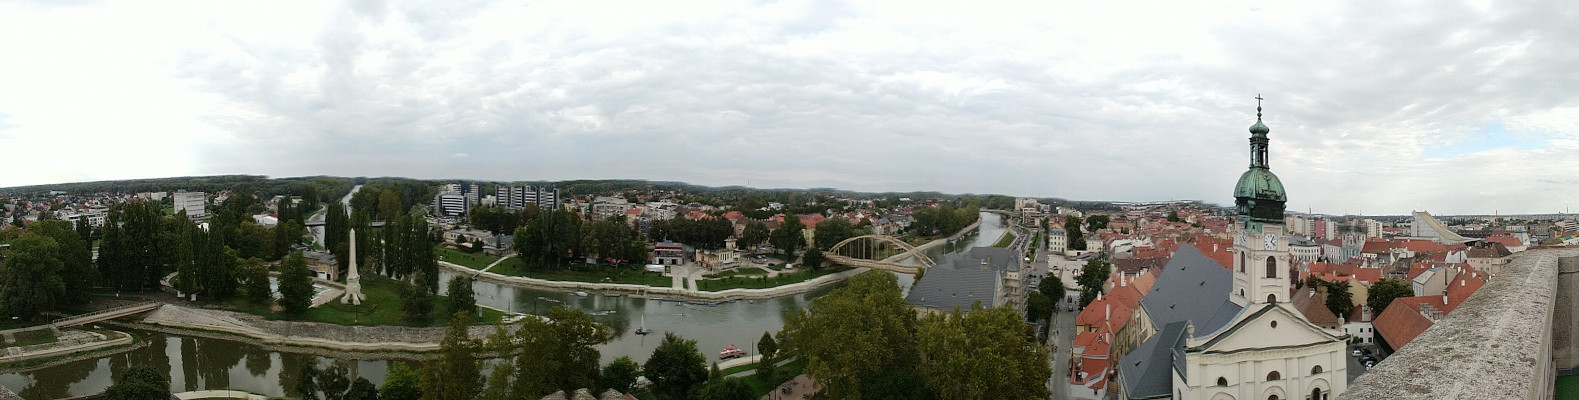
(174, 191), (205, 219)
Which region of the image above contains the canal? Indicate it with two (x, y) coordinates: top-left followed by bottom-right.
(1, 212), (1006, 397)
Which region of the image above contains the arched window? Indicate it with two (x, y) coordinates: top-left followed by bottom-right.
(1312, 388), (1324, 400)
(1268, 294), (1277, 303)
(1266, 371), (1280, 381)
(1239, 253), (1246, 272)
(1217, 377), (1228, 387)
(1311, 365), (1323, 375)
(1268, 395), (1279, 400)
(1264, 256), (1277, 278)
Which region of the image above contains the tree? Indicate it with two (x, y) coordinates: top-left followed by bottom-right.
(756, 331), (779, 383)
(436, 312), (483, 400)
(1027, 291), (1054, 321)
(380, 363), (423, 400)
(241, 257), (271, 304)
(1038, 275), (1066, 303)
(345, 377), (380, 400)
(770, 218), (804, 259)
(25, 220), (95, 307)
(1075, 258), (1111, 308)
(503, 306), (611, 396)
(447, 275), (477, 318)
(1326, 280), (1354, 319)
(1084, 215), (1110, 232)
(1368, 278), (1414, 317)
(739, 220), (770, 248)
(780, 270), (918, 400)
(400, 276), (433, 323)
(296, 363), (321, 400)
(320, 363), (352, 400)
(757, 330), (778, 360)
(916, 305), (1051, 400)
(0, 234), (66, 320)
(278, 251), (314, 316)
(801, 247), (825, 270)
(814, 217), (858, 250)
(599, 356), (641, 394)
(480, 362), (515, 400)
(1064, 216), (1086, 251)
(698, 377), (755, 400)
(103, 365), (171, 400)
(645, 332), (709, 400)
(1167, 210), (1181, 223)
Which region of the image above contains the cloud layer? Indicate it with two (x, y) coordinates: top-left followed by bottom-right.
(1, 0), (1575, 215)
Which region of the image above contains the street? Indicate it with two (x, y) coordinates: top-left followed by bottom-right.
(1047, 296), (1077, 399)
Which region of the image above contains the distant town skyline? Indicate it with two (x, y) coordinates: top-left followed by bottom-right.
(1, 1), (1574, 216)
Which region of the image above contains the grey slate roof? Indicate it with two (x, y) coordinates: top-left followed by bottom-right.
(905, 247), (1008, 311)
(1118, 244), (1246, 400)
(1137, 244), (1242, 337)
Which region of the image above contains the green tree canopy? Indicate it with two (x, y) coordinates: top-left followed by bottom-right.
(780, 270), (917, 400)
(770, 217), (804, 259)
(645, 332), (709, 400)
(739, 220), (770, 248)
(499, 306), (611, 397)
(446, 275), (477, 318)
(1064, 215), (1086, 251)
(0, 233), (65, 319)
(1368, 278), (1414, 317)
(916, 305), (1052, 400)
(380, 363), (422, 400)
(24, 220), (94, 306)
(698, 377), (755, 400)
(434, 312), (483, 400)
(103, 365), (172, 400)
(278, 251), (314, 316)
(1325, 280), (1355, 319)
(1076, 259), (1111, 308)
(599, 356), (641, 394)
(814, 217), (859, 250)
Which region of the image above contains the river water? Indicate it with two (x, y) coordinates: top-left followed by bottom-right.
(1, 212), (1005, 397)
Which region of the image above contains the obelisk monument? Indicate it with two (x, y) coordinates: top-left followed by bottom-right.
(342, 229), (366, 305)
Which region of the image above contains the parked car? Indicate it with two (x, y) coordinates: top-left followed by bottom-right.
(1351, 349), (1363, 357)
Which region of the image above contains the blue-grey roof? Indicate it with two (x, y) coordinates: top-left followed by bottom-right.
(1118, 244), (1246, 400)
(958, 246), (1020, 272)
(1119, 321), (1188, 399)
(905, 263), (1000, 311)
(1138, 244), (1242, 337)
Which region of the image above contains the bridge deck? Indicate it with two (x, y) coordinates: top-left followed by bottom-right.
(52, 302), (162, 328)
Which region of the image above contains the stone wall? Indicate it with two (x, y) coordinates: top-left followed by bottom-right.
(1556, 256), (1579, 374)
(1340, 248), (1579, 400)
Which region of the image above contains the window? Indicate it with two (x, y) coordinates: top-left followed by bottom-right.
(1266, 371), (1280, 381)
(1311, 365), (1323, 375)
(1265, 256), (1277, 278)
(1271, 320), (1278, 328)
(1240, 253), (1246, 272)
(1217, 377), (1228, 387)
(1268, 395), (1279, 400)
(1268, 294), (1277, 303)
(1312, 388), (1324, 400)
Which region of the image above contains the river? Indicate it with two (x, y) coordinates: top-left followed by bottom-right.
(0, 212), (1006, 397)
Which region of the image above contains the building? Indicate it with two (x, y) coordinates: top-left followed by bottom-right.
(174, 191), (205, 219)
(1364, 219), (1383, 238)
(302, 250), (340, 281)
(905, 247), (1025, 316)
(497, 186), (562, 211)
(592, 196), (633, 221)
(1118, 102), (1347, 400)
(1049, 226), (1069, 254)
(1289, 235), (1321, 264)
(432, 192), (469, 217)
(650, 242), (685, 265)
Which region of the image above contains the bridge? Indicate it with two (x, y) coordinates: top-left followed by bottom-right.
(50, 301), (162, 328)
(824, 235), (937, 273)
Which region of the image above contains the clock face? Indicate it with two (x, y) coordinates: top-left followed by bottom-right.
(1263, 234), (1276, 251)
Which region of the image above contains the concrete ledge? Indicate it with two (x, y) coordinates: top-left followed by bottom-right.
(0, 331), (134, 364)
(174, 389), (269, 400)
(1341, 248), (1579, 400)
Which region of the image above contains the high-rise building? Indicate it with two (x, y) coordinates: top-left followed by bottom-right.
(497, 185), (562, 211)
(174, 191), (205, 219)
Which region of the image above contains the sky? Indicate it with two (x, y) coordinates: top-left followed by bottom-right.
(1, 0), (1575, 215)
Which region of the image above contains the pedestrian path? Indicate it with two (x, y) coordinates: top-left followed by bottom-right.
(479, 256), (511, 273)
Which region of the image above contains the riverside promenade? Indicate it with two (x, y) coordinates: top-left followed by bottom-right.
(132, 304), (508, 353)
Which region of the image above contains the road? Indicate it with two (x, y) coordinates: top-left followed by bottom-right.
(1047, 301), (1076, 399)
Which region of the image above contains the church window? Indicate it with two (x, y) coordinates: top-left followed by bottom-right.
(1268, 294), (1277, 303)
(1311, 365), (1322, 375)
(1240, 253), (1246, 272)
(1265, 256), (1277, 278)
(1271, 320), (1278, 328)
(1268, 395), (1279, 400)
(1217, 377), (1228, 387)
(1312, 388), (1324, 400)
(1266, 371), (1280, 381)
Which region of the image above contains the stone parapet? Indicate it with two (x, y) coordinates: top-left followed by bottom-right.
(1341, 248), (1579, 400)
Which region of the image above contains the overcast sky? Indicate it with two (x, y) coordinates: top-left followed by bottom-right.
(1, 0), (1574, 215)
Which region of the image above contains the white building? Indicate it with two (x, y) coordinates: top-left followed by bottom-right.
(1364, 219), (1383, 238)
(592, 196), (632, 221)
(174, 191), (205, 219)
(497, 185), (562, 211)
(432, 192), (468, 217)
(1289, 235), (1321, 264)
(1048, 226), (1068, 254)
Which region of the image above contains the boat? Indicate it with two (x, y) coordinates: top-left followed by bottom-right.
(572, 291), (589, 297)
(720, 345), (746, 360)
(634, 316), (652, 335)
(537, 296), (561, 303)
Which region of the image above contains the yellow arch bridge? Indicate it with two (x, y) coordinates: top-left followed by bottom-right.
(823, 235), (937, 273)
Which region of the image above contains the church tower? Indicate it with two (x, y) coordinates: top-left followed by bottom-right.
(1231, 96), (1291, 307)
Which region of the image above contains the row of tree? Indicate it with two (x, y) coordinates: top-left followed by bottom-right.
(909, 203), (980, 237)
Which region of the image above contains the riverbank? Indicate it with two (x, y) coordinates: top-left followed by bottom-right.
(444, 260), (867, 301)
(881, 218), (983, 263)
(0, 328), (139, 372)
(132, 303), (512, 354)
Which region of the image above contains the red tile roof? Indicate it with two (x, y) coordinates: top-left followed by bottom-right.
(1373, 296), (1449, 351)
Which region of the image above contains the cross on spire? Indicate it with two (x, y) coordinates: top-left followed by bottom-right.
(1255, 94), (1264, 119)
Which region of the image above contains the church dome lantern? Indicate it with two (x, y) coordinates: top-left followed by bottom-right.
(1233, 96), (1286, 223)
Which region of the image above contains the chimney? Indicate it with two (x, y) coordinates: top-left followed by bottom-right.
(1105, 303), (1110, 321)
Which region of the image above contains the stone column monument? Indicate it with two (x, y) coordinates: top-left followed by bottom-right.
(341, 229), (366, 305)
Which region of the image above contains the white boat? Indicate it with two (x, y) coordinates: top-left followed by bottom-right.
(572, 291), (589, 297)
(720, 345), (746, 359)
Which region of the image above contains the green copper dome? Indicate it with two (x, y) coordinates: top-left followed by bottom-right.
(1234, 168), (1286, 202)
(1249, 119), (1269, 135)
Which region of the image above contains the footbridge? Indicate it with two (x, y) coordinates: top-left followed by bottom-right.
(824, 235), (937, 273)
(50, 301), (162, 328)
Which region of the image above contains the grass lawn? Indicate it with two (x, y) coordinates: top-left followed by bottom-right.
(744, 358), (808, 396)
(492, 258), (673, 287)
(220, 275), (505, 327)
(8, 329), (56, 347)
(697, 267), (848, 292)
(1558, 374), (1579, 399)
(434, 246), (499, 270)
(0, 319), (48, 331)
(708, 268), (769, 279)
(992, 231), (1017, 248)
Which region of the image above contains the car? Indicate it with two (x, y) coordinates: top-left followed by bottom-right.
(1363, 360), (1376, 368)
(1352, 349), (1363, 357)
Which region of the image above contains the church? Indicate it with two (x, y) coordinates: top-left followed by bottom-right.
(1117, 101), (1349, 400)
